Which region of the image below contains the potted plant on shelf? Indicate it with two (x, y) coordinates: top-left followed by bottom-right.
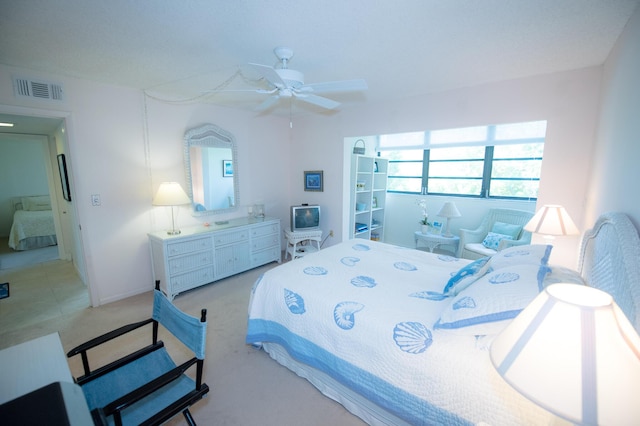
(416, 198), (431, 233)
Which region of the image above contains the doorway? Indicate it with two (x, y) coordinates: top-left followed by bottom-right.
(0, 110), (89, 306)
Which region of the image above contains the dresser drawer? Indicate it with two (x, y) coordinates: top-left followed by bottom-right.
(251, 246), (281, 266)
(170, 267), (215, 293)
(251, 223), (279, 238)
(168, 250), (214, 275)
(214, 230), (249, 246)
(166, 237), (212, 257)
(252, 234), (280, 251)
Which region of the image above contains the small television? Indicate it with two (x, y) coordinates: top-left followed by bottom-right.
(291, 204), (321, 232)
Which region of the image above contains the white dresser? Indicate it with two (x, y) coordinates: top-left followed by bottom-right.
(149, 217), (281, 299)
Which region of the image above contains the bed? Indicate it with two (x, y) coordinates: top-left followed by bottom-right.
(8, 195), (57, 251)
(246, 212), (640, 425)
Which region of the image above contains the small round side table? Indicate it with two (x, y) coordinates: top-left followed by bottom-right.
(414, 231), (460, 256)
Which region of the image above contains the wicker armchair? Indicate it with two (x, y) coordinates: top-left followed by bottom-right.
(457, 208), (534, 259)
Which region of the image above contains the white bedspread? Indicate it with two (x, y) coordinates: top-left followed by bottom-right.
(8, 209), (56, 250)
(246, 240), (556, 425)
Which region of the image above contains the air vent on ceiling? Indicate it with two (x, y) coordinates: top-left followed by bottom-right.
(13, 76), (64, 102)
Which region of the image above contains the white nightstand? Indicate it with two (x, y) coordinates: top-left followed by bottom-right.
(414, 231), (460, 256)
(284, 229), (323, 260)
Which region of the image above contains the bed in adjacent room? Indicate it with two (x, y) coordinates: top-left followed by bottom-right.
(8, 195), (57, 251)
(246, 212), (640, 425)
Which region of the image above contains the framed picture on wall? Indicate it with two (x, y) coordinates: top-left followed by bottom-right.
(57, 154), (72, 202)
(304, 170), (323, 192)
(223, 160), (233, 177)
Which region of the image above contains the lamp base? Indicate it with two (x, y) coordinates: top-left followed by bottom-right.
(166, 229), (181, 235)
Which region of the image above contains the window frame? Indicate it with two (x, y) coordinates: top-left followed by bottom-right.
(379, 123), (545, 200)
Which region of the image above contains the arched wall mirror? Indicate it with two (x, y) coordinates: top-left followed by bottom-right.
(184, 123), (239, 215)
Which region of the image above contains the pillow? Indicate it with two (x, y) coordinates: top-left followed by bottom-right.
(442, 257), (490, 296)
(482, 232), (513, 250)
(21, 196), (51, 211)
(434, 263), (550, 335)
(543, 265), (585, 287)
(492, 221), (523, 239)
(485, 244), (552, 272)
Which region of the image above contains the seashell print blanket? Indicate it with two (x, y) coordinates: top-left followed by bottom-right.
(246, 240), (558, 425)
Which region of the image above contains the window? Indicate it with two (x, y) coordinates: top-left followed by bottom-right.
(378, 121), (546, 199)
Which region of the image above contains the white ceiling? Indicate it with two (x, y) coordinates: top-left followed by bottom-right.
(1, 0), (638, 119)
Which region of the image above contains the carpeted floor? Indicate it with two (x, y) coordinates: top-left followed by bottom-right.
(0, 259), (366, 426)
(0, 236), (59, 270)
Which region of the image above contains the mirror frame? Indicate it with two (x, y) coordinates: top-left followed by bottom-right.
(183, 123), (239, 216)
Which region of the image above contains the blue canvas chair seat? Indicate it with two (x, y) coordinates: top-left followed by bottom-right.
(67, 281), (208, 426)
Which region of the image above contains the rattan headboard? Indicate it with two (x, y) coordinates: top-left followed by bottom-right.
(577, 212), (640, 332)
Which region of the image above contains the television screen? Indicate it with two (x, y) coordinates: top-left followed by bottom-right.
(291, 205), (320, 231)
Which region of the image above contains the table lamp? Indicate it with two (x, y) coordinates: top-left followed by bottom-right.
(524, 205), (579, 242)
(437, 201), (461, 237)
(490, 283), (640, 424)
(152, 182), (191, 235)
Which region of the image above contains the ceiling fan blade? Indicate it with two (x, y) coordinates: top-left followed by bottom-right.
(302, 79), (368, 93)
(254, 95), (280, 112)
(295, 93), (341, 110)
(248, 63), (286, 88)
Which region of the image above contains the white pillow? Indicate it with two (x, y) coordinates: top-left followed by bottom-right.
(485, 244), (552, 272)
(21, 196), (51, 211)
(434, 263), (550, 335)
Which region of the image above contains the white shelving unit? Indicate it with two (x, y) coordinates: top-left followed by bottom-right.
(350, 155), (388, 241)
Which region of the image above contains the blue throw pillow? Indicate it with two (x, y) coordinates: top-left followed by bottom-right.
(442, 257), (490, 296)
(482, 232), (513, 250)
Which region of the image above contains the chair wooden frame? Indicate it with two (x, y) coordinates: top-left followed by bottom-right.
(67, 281), (208, 426)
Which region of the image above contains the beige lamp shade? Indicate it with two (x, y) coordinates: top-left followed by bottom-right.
(490, 283), (640, 424)
(524, 205), (579, 236)
(437, 201), (461, 237)
(153, 182), (190, 235)
(152, 182), (190, 206)
(437, 201), (461, 218)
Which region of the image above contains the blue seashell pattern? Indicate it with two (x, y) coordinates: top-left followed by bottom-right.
(393, 322), (433, 354)
(333, 301), (365, 330)
(352, 243), (370, 251)
(340, 256), (360, 266)
(503, 249), (532, 258)
(303, 266), (328, 275)
(453, 296), (476, 310)
(350, 275), (377, 288)
(284, 289), (306, 314)
(488, 272), (520, 284)
(437, 255), (458, 262)
(393, 262), (417, 271)
(410, 291), (448, 301)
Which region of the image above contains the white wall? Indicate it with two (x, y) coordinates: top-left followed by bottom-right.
(0, 65), (289, 305)
(293, 67), (603, 268)
(587, 5), (640, 228)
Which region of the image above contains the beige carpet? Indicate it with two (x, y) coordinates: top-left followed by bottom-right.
(1, 260), (366, 426)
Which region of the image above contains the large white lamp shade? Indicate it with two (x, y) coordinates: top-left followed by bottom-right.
(490, 283), (640, 425)
(524, 205), (579, 241)
(152, 182), (191, 235)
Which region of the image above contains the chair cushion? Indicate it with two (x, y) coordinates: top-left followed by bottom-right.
(482, 231), (513, 250)
(491, 221), (523, 239)
(465, 242), (497, 257)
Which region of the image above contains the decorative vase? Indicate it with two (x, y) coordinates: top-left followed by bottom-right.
(421, 224), (429, 234)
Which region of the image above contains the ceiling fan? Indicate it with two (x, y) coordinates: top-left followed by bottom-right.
(246, 47), (368, 112)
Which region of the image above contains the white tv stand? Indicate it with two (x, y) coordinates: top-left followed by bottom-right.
(149, 217), (281, 299)
(284, 228), (322, 261)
